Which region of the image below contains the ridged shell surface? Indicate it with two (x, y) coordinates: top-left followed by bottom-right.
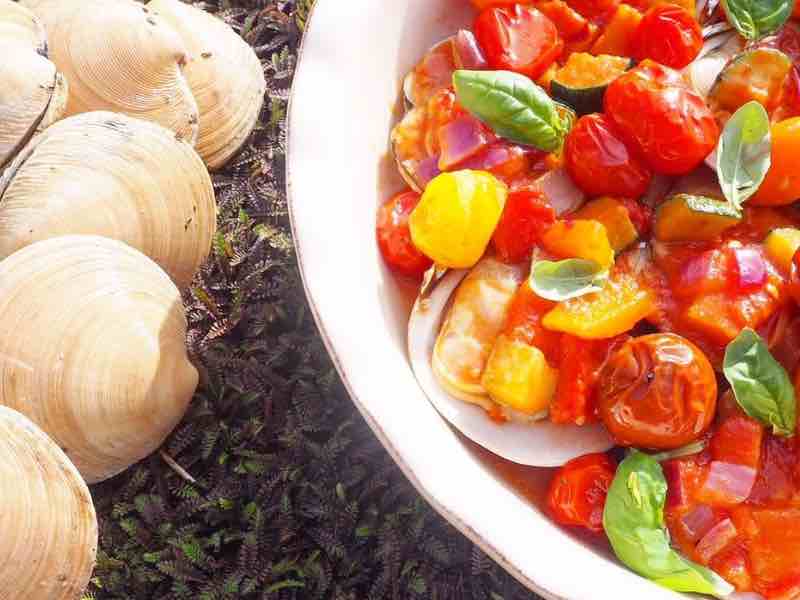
(0, 236), (199, 483)
(0, 0), (66, 168)
(22, 0), (199, 143)
(0, 406), (98, 599)
(0, 111), (216, 289)
(149, 0), (266, 169)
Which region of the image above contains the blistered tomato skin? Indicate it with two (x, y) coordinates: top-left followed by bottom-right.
(376, 191), (433, 278)
(492, 190), (556, 263)
(564, 113), (652, 199)
(473, 5), (564, 79)
(598, 333), (717, 449)
(547, 453), (617, 533)
(605, 60), (719, 175)
(631, 4), (702, 69)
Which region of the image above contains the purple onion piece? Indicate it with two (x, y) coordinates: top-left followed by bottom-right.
(680, 504), (716, 542)
(732, 246), (768, 290)
(414, 155), (441, 188)
(696, 518), (738, 563)
(438, 115), (494, 171)
(700, 461), (757, 505)
(454, 29), (488, 70)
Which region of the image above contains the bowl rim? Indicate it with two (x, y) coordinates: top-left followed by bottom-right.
(284, 5), (561, 598)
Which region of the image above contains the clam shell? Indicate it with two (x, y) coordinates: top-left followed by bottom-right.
(0, 235), (199, 483)
(148, 0), (266, 169)
(22, 0), (199, 143)
(0, 406), (97, 599)
(0, 1), (66, 170)
(0, 111), (216, 289)
(408, 267), (614, 467)
(0, 0), (46, 51)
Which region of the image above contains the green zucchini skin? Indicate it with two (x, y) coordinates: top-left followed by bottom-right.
(551, 57), (634, 116)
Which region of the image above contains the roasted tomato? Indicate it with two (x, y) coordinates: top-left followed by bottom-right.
(474, 5), (564, 79)
(376, 190), (433, 278)
(564, 113), (652, 199)
(598, 333), (717, 449)
(631, 4), (702, 69)
(564, 0), (619, 22)
(605, 60), (719, 175)
(492, 190), (556, 264)
(547, 453), (617, 532)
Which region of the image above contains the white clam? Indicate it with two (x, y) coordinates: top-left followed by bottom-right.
(408, 261), (614, 467)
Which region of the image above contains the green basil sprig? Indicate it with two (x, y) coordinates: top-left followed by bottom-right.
(453, 70), (567, 152)
(529, 259), (606, 301)
(722, 0), (794, 40)
(723, 328), (796, 436)
(603, 451), (735, 598)
(717, 101), (772, 212)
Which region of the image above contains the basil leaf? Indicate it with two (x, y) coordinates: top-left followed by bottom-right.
(722, 0), (794, 39)
(717, 101), (772, 209)
(603, 452), (735, 598)
(723, 328), (796, 436)
(529, 259), (606, 301)
(453, 70), (566, 152)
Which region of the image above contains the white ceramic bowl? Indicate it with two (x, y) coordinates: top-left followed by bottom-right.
(287, 2), (688, 598)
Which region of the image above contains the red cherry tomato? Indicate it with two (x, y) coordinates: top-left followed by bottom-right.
(473, 5), (564, 79)
(564, 0), (619, 21)
(605, 60), (719, 175)
(376, 190), (433, 278)
(564, 113), (652, 199)
(631, 4), (703, 69)
(547, 453), (617, 532)
(492, 190), (556, 264)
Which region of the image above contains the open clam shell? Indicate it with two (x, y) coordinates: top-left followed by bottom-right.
(0, 406), (97, 599)
(22, 0), (199, 143)
(0, 235), (199, 483)
(408, 262), (614, 467)
(0, 111), (216, 289)
(0, 0), (67, 170)
(148, 0), (267, 170)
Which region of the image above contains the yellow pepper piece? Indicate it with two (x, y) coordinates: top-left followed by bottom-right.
(765, 228), (800, 273)
(481, 335), (558, 416)
(540, 219), (615, 269)
(573, 197), (639, 252)
(409, 170), (507, 269)
(654, 195), (740, 242)
(542, 267), (655, 339)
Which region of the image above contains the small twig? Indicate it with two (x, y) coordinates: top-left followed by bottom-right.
(159, 450), (197, 484)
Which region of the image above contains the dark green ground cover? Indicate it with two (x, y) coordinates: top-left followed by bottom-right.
(89, 2), (540, 598)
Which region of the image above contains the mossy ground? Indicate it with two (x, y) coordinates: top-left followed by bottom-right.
(89, 2), (538, 598)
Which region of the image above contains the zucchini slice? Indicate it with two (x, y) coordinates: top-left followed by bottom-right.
(709, 47), (792, 115)
(551, 53), (634, 115)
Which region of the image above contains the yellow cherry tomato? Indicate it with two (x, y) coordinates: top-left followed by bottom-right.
(409, 170), (507, 268)
(752, 118), (800, 206)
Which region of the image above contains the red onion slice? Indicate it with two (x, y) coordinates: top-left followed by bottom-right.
(531, 168), (586, 216)
(680, 504), (717, 542)
(438, 115), (494, 171)
(732, 246), (768, 290)
(454, 29), (488, 70)
(696, 518), (738, 563)
(698, 461), (757, 505)
(414, 155), (441, 188)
